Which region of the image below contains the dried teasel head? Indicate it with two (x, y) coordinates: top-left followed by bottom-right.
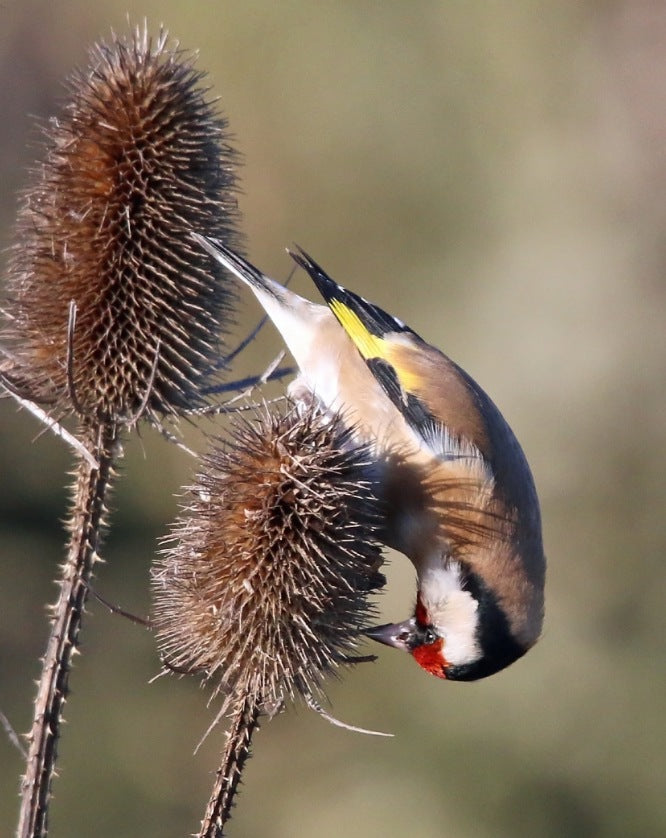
(1, 25), (241, 424)
(151, 403), (386, 711)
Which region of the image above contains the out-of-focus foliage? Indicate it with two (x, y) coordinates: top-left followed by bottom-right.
(1, 2), (664, 837)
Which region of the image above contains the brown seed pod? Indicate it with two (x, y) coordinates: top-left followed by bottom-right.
(151, 403), (386, 710)
(2, 26), (241, 423)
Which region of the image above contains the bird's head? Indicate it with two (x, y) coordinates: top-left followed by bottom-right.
(366, 563), (530, 681)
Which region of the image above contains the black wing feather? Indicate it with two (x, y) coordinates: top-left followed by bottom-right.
(289, 246), (442, 441)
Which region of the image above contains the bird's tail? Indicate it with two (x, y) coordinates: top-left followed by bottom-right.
(192, 235), (320, 375)
(192, 233), (288, 304)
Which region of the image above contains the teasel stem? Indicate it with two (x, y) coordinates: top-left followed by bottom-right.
(18, 421), (119, 838)
(200, 695), (262, 838)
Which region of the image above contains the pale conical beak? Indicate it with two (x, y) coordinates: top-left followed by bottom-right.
(365, 619), (415, 652)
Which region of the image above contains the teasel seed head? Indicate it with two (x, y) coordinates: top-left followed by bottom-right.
(151, 403), (386, 711)
(2, 25), (242, 423)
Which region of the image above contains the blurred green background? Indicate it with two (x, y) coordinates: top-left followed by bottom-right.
(1, 2), (665, 836)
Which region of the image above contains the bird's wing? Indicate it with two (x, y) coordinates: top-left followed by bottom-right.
(288, 247), (490, 461)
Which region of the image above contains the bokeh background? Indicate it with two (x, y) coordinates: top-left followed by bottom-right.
(1, 2), (665, 836)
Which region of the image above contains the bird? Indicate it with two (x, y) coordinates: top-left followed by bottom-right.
(192, 233), (545, 682)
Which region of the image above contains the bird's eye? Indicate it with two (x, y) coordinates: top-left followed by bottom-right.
(423, 627), (438, 645)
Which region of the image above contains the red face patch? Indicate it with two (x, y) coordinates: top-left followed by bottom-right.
(411, 637), (448, 679)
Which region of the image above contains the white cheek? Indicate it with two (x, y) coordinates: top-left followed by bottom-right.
(420, 563), (481, 667)
(421, 562), (464, 599)
(434, 591), (480, 666)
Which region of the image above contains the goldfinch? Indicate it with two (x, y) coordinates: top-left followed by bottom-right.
(193, 234), (545, 682)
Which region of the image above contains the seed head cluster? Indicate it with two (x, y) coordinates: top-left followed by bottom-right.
(151, 404), (386, 709)
(2, 27), (241, 422)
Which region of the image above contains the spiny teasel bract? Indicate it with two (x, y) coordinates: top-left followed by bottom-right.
(2, 25), (242, 424)
(152, 403), (386, 711)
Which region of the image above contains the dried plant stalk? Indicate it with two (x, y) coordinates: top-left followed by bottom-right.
(1, 25), (242, 837)
(19, 424), (119, 838)
(152, 404), (386, 835)
(200, 695), (262, 838)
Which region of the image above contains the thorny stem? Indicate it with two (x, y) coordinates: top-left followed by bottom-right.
(17, 421), (120, 838)
(199, 694), (262, 838)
